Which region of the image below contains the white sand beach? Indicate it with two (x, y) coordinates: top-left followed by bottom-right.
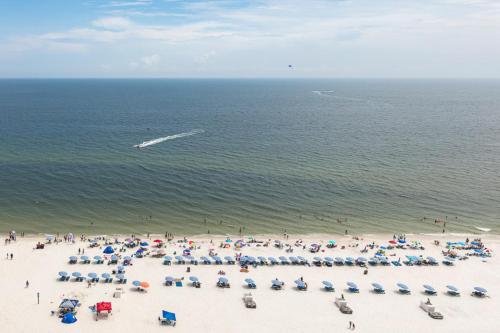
(0, 233), (497, 333)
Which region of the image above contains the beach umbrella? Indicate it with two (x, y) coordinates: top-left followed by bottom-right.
(423, 284), (435, 292)
(103, 246), (114, 254)
(61, 313), (77, 324)
(140, 242), (149, 247)
(69, 256), (77, 261)
(123, 256), (132, 261)
(59, 299), (77, 309)
(111, 255), (118, 261)
(347, 282), (358, 288)
(132, 280), (141, 287)
(93, 255), (102, 261)
(322, 281), (333, 288)
(271, 279), (283, 285)
(372, 283), (384, 290)
(71, 272), (81, 278)
(81, 256), (89, 261)
(101, 273), (111, 279)
(245, 278), (255, 284)
(189, 276), (199, 282)
(324, 257), (334, 262)
(446, 285), (459, 292)
(357, 257), (367, 262)
(88, 272), (97, 279)
(45, 234), (55, 240)
(153, 239), (163, 243)
(59, 271), (68, 277)
(165, 276), (174, 282)
(136, 248), (144, 254)
(397, 283), (409, 290)
(389, 240), (397, 244)
(117, 265), (124, 271)
(474, 287), (487, 293)
(140, 281), (150, 288)
(116, 274), (125, 280)
(313, 257), (322, 262)
(218, 277), (228, 284)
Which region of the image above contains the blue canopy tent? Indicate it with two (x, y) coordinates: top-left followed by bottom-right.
(103, 246), (114, 254)
(61, 313), (77, 324)
(347, 282), (359, 293)
(322, 280), (334, 291)
(160, 310), (176, 326)
(372, 282), (385, 294)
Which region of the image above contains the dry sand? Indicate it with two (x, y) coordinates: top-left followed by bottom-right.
(0, 233), (498, 333)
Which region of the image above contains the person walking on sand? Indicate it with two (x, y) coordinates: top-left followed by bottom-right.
(352, 322), (355, 330)
(25, 280), (29, 288)
(10, 253), (13, 260)
(349, 321), (352, 329)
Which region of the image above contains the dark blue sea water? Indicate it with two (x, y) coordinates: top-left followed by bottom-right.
(0, 79), (499, 234)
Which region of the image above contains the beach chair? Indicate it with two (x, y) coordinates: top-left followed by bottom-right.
(397, 283), (411, 294)
(175, 281), (183, 287)
(80, 256), (90, 264)
(347, 282), (359, 293)
(116, 274), (127, 284)
(368, 257), (379, 266)
(189, 276), (201, 288)
(334, 257), (344, 266)
(257, 256), (268, 265)
(159, 310), (176, 326)
(213, 256), (223, 265)
(322, 280), (335, 292)
(93, 256), (104, 264)
(69, 256), (77, 265)
(245, 278), (256, 289)
(356, 257), (367, 267)
(297, 256), (308, 265)
(175, 256), (185, 265)
(243, 293), (256, 308)
(372, 283), (385, 294)
(345, 257), (354, 266)
(201, 256), (211, 265)
(312, 257), (322, 266)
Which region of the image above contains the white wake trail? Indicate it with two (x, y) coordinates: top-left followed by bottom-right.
(134, 129), (204, 148)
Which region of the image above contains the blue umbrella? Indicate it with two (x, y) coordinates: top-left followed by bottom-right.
(116, 274), (125, 280)
(61, 313), (77, 324)
(446, 285), (459, 292)
(271, 279), (283, 285)
(123, 256), (132, 261)
(189, 276), (199, 282)
(103, 246), (114, 254)
(117, 265), (124, 271)
(474, 287), (487, 293)
(313, 257), (322, 262)
(245, 278), (255, 284)
(347, 282), (358, 288)
(93, 256), (102, 260)
(423, 284), (435, 292)
(357, 257), (367, 262)
(140, 242), (149, 246)
(59, 271), (68, 277)
(218, 277), (228, 283)
(88, 272), (97, 278)
(372, 283), (384, 290)
(71, 272), (81, 277)
(162, 311), (176, 321)
(81, 256), (89, 261)
(324, 257), (334, 262)
(111, 255), (118, 261)
(294, 280), (306, 287)
(224, 256), (234, 261)
(322, 281), (333, 288)
(132, 280), (141, 287)
(101, 273), (111, 279)
(136, 249), (144, 254)
(165, 276), (174, 282)
(69, 256), (77, 261)
(397, 283), (409, 290)
(163, 256), (173, 261)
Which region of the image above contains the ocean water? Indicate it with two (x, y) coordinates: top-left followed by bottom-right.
(0, 79), (499, 235)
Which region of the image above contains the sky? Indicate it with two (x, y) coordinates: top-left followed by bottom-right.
(0, 0), (499, 78)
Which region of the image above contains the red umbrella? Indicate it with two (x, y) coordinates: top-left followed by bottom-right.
(153, 239), (163, 243)
(96, 302), (112, 313)
(389, 240), (397, 244)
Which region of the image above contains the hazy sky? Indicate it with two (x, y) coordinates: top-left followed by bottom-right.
(1, 0), (499, 78)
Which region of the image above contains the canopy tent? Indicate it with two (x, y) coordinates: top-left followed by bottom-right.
(162, 310), (176, 321)
(59, 299), (79, 310)
(96, 302), (112, 313)
(103, 246), (114, 254)
(61, 313), (77, 324)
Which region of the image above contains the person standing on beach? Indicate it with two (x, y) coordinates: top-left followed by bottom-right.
(26, 280), (29, 288)
(349, 321), (352, 329)
(10, 253), (13, 260)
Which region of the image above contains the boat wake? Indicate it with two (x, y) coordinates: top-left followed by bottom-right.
(474, 226), (491, 232)
(134, 129), (204, 148)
